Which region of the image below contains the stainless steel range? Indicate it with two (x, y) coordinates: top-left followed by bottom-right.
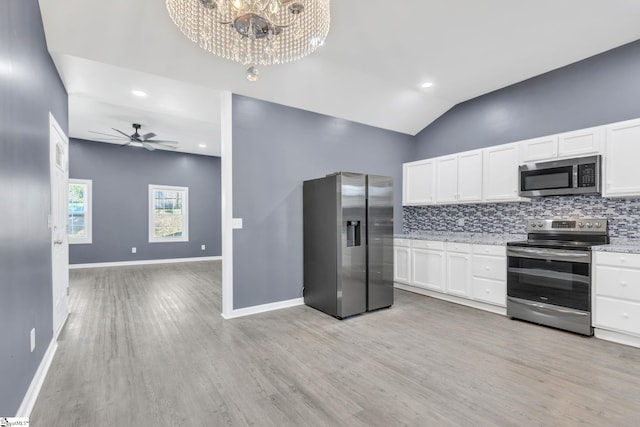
(506, 219), (609, 336)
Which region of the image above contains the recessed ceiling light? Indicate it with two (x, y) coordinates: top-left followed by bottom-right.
(421, 82), (434, 89)
(198, 144), (207, 148)
(132, 89), (147, 97)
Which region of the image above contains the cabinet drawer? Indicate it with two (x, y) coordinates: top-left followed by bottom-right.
(472, 277), (506, 306)
(445, 242), (471, 253)
(595, 296), (640, 335)
(473, 244), (505, 257)
(472, 255), (506, 281)
(394, 238), (411, 247)
(412, 240), (444, 250)
(596, 252), (640, 269)
(595, 266), (640, 302)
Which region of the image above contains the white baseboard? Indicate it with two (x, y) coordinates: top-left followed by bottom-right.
(222, 297), (304, 319)
(16, 337), (58, 417)
(394, 282), (507, 316)
(595, 328), (640, 349)
(69, 256), (222, 269)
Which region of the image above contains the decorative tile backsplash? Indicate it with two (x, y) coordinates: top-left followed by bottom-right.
(403, 195), (640, 238)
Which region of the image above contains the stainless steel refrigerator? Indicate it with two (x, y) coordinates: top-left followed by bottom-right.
(303, 172), (394, 318)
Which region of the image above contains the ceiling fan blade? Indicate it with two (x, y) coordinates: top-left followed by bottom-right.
(112, 128), (133, 140)
(88, 130), (126, 138)
(146, 139), (178, 145)
(141, 142), (156, 151)
(150, 142), (178, 149)
(141, 132), (156, 141)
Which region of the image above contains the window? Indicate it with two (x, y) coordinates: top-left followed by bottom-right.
(68, 179), (92, 244)
(149, 185), (189, 243)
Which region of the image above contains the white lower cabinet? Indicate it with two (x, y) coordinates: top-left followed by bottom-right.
(411, 240), (445, 292)
(393, 239), (411, 284)
(395, 239), (507, 313)
(471, 245), (507, 307)
(594, 252), (640, 346)
(445, 242), (471, 297)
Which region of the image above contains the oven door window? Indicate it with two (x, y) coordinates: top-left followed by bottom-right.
(521, 166), (573, 191)
(507, 255), (590, 311)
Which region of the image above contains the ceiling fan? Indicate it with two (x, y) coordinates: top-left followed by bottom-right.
(89, 123), (179, 151)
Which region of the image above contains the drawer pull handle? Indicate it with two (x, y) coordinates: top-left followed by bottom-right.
(620, 257), (626, 263)
(485, 289), (490, 294)
(621, 281), (627, 287)
(623, 313), (629, 319)
(485, 266), (491, 271)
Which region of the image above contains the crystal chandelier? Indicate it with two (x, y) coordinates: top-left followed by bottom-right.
(166, 0), (330, 81)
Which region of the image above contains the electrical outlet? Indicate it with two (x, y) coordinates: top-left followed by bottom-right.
(201, 244), (206, 251)
(457, 218), (465, 227)
(30, 328), (35, 352)
(131, 247), (137, 254)
(232, 218), (243, 229)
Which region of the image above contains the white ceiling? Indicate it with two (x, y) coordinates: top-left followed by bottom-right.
(39, 0), (640, 157)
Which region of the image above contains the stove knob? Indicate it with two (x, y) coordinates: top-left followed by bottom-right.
(595, 222), (602, 228)
(537, 221), (544, 228)
(586, 222), (593, 228)
(578, 222), (585, 228)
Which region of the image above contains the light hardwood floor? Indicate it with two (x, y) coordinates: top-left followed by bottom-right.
(31, 261), (640, 426)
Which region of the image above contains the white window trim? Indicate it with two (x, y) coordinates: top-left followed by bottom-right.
(68, 178), (93, 244)
(148, 184), (189, 243)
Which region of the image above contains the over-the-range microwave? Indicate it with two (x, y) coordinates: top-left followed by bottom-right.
(518, 155), (601, 197)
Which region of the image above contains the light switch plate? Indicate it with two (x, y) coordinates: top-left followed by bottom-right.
(232, 218), (243, 229)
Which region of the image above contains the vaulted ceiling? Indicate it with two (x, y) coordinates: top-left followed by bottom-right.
(39, 0), (640, 156)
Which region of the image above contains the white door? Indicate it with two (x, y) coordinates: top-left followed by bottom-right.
(393, 245), (411, 284)
(403, 159), (435, 205)
(435, 155), (458, 203)
(483, 143), (521, 202)
(604, 118), (640, 197)
(457, 150), (483, 202)
(50, 113), (69, 338)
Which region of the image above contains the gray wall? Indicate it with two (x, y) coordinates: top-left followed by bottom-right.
(0, 0), (68, 415)
(414, 38), (640, 159)
(232, 95), (414, 309)
(69, 139), (221, 264)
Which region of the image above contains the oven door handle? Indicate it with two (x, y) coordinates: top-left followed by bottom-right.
(507, 247), (591, 263)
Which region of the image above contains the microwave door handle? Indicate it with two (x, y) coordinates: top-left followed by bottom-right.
(573, 164), (578, 189)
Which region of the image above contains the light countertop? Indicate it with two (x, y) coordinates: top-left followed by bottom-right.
(394, 232), (527, 246)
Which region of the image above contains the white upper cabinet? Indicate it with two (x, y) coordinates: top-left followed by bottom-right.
(520, 135), (558, 163)
(558, 126), (603, 158)
(457, 150), (483, 202)
(482, 143), (521, 202)
(520, 127), (602, 163)
(435, 150), (483, 204)
(403, 159), (435, 205)
(436, 155), (458, 203)
(604, 118), (640, 197)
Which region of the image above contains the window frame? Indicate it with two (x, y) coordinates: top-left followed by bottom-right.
(68, 178), (93, 244)
(148, 184), (189, 243)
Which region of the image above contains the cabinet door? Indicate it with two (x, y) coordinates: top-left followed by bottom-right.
(403, 159), (435, 205)
(393, 246), (411, 284)
(435, 155), (458, 204)
(520, 135), (558, 162)
(457, 150), (483, 202)
(446, 252), (470, 297)
(558, 126), (603, 158)
(483, 143), (521, 202)
(412, 248), (445, 292)
(604, 118), (640, 197)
